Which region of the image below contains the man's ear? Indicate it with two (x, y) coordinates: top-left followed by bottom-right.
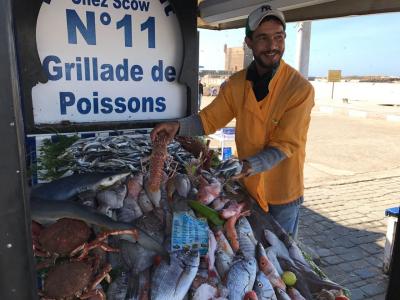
(245, 36), (253, 50)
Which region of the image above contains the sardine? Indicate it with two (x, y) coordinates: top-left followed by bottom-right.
(30, 200), (167, 257)
(226, 256), (257, 300)
(31, 171), (130, 202)
(151, 250), (200, 300)
(254, 271), (277, 300)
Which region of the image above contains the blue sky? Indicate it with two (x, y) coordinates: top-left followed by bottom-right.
(199, 12), (400, 77)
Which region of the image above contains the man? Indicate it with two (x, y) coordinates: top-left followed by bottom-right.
(198, 80), (204, 108)
(151, 5), (314, 238)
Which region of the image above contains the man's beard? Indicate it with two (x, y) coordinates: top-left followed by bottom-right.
(253, 50), (283, 70)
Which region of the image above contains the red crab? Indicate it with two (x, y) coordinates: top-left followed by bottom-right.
(32, 218), (139, 299)
(32, 218), (138, 268)
(39, 259), (111, 299)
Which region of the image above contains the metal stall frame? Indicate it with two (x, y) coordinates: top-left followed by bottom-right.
(0, 0), (38, 299)
(0, 0), (197, 299)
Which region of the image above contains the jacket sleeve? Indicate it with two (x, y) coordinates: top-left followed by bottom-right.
(268, 83), (315, 158)
(198, 82), (235, 135)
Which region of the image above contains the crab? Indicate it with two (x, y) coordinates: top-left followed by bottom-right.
(32, 218), (139, 299)
(32, 218), (138, 268)
(39, 259), (111, 300)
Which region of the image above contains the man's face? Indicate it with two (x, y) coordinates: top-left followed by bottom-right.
(245, 19), (286, 72)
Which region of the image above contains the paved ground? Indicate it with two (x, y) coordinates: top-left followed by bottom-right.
(299, 174), (399, 299)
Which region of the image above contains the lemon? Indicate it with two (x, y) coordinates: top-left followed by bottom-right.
(282, 271), (297, 286)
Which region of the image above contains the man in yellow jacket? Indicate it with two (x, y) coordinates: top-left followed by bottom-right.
(151, 5), (314, 238)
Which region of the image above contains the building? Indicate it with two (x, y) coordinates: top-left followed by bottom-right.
(224, 43), (253, 72)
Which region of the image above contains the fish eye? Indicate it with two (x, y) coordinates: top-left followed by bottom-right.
(257, 282), (263, 288)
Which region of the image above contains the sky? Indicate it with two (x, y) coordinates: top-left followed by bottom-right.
(199, 12), (400, 77)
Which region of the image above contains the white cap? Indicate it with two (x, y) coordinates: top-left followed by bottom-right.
(246, 5), (286, 37)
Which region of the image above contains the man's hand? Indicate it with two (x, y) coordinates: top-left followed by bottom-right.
(150, 121), (180, 143)
(231, 160), (254, 180)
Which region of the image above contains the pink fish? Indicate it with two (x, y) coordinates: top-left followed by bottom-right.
(244, 291), (259, 300)
(197, 177), (221, 205)
(224, 210), (251, 252)
(127, 174), (143, 199)
(220, 202), (246, 219)
(211, 197), (231, 211)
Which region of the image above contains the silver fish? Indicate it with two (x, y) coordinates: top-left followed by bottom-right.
(174, 173), (191, 198)
(215, 249), (234, 280)
(138, 189), (154, 213)
(213, 158), (242, 178)
(30, 200), (167, 257)
(214, 230), (234, 279)
(96, 184), (127, 214)
(151, 250), (200, 300)
(120, 240), (156, 273)
(274, 288), (292, 300)
(254, 271), (277, 300)
(264, 230), (293, 263)
(236, 217), (258, 259)
(30, 171), (130, 202)
(265, 247), (284, 276)
(226, 256), (257, 300)
(288, 242), (308, 266)
(122, 195), (143, 221)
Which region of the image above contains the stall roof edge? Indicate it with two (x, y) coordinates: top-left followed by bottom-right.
(197, 0), (400, 30)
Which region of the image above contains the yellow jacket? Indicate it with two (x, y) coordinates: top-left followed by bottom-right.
(199, 60), (314, 211)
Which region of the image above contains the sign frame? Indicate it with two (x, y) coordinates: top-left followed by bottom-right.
(13, 0), (198, 134)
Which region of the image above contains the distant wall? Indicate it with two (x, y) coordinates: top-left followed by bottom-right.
(311, 81), (400, 104)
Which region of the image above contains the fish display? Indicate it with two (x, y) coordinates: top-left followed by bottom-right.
(31, 134), (346, 300)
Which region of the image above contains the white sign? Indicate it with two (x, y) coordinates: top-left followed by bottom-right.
(33, 0), (186, 124)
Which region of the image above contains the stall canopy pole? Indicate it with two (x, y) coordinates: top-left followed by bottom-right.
(0, 0), (38, 299)
(295, 21), (312, 79)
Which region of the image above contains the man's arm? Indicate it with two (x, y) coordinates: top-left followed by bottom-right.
(178, 114), (205, 136)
